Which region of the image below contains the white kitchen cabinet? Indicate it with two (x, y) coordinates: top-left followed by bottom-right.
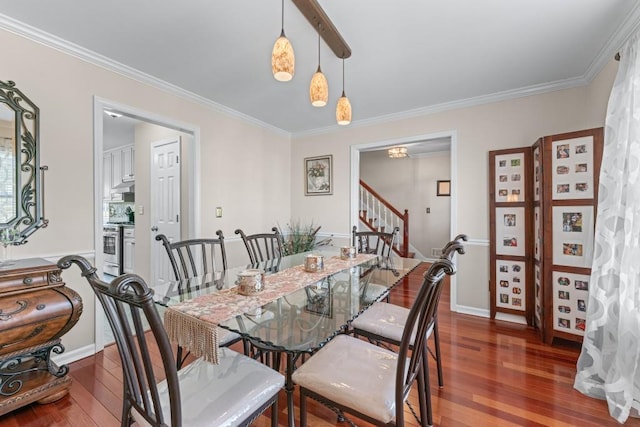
(103, 153), (112, 200)
(123, 227), (135, 274)
(110, 150), (122, 189)
(104, 144), (135, 200)
(122, 145), (135, 182)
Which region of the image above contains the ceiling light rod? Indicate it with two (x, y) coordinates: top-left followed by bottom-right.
(291, 0), (351, 59)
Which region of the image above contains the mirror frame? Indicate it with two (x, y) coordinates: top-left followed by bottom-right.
(0, 80), (47, 245)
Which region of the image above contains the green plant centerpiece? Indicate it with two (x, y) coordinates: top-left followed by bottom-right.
(278, 220), (332, 255)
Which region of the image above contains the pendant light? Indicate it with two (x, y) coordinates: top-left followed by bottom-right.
(272, 0), (295, 82)
(336, 57), (352, 125)
(309, 26), (328, 107)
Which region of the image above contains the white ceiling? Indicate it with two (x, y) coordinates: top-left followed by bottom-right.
(0, 1), (638, 135)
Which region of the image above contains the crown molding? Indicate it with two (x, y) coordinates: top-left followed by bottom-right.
(583, 2), (640, 81)
(292, 75), (588, 138)
(0, 14), (291, 138)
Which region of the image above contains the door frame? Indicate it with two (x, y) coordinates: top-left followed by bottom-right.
(349, 130), (459, 312)
(93, 96), (201, 352)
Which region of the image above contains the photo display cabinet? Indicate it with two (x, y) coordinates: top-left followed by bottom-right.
(489, 127), (603, 344)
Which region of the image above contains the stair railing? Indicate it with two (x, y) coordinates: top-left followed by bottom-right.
(359, 179), (409, 257)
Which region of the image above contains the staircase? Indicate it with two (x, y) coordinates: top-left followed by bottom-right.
(359, 179), (413, 258)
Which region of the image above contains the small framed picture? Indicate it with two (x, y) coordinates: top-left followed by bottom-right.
(304, 155), (332, 196)
(553, 206), (594, 268)
(437, 180), (451, 196)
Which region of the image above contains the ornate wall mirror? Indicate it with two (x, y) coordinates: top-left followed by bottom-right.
(0, 80), (47, 246)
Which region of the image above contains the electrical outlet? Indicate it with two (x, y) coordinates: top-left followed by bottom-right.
(138, 205), (144, 215)
(426, 207), (430, 214)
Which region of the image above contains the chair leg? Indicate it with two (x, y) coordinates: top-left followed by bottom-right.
(420, 345), (434, 427)
(242, 337), (250, 356)
(300, 388), (308, 427)
(433, 319), (444, 388)
(270, 395), (279, 427)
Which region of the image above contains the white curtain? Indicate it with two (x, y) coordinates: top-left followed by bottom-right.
(573, 30), (640, 423)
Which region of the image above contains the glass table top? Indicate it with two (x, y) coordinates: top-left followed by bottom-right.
(153, 247), (421, 353)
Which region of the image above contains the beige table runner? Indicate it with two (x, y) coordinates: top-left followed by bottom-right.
(164, 254), (377, 364)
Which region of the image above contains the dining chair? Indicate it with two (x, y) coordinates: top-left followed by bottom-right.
(155, 231), (242, 364)
(155, 231), (227, 280)
(352, 225), (400, 304)
(352, 225), (400, 257)
(58, 255), (284, 427)
(350, 234), (466, 392)
(292, 258), (456, 427)
(235, 227), (283, 264)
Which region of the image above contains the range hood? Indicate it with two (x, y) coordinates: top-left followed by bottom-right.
(112, 181), (135, 192)
(110, 191), (135, 202)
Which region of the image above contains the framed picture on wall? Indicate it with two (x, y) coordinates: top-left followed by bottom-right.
(304, 155), (333, 196)
(437, 180), (451, 196)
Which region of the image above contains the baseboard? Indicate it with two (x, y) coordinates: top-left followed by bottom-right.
(51, 343), (96, 366)
(454, 305), (490, 318)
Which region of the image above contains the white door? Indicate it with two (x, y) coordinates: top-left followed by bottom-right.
(150, 138), (181, 288)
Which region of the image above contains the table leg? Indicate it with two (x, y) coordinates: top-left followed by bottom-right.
(286, 352), (296, 427)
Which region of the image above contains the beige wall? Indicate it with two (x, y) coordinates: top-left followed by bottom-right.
(360, 150), (451, 257)
(0, 23), (617, 357)
(291, 59), (618, 314)
(0, 28), (291, 356)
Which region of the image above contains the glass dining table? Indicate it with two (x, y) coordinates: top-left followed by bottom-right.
(153, 247), (421, 427)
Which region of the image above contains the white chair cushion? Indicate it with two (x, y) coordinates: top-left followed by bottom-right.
(351, 302), (434, 344)
(360, 282), (390, 304)
(217, 328), (241, 346)
(292, 334), (400, 424)
(135, 348), (284, 427)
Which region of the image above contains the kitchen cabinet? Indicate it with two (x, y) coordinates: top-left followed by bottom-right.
(103, 153), (112, 200)
(122, 227), (135, 274)
(103, 144), (135, 200)
(121, 145), (134, 182)
(0, 258), (82, 415)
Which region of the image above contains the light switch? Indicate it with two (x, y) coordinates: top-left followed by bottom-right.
(215, 207), (222, 218)
(426, 207), (431, 214)
(138, 205), (144, 215)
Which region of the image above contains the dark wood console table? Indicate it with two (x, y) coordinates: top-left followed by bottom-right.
(0, 258), (82, 415)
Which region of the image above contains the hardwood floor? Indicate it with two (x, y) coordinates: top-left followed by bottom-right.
(0, 262), (636, 426)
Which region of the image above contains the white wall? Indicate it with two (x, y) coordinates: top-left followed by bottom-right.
(360, 150), (451, 258)
(0, 28), (291, 356)
(291, 59), (618, 315)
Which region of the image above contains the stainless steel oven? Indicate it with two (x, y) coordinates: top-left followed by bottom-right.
(103, 225), (121, 276)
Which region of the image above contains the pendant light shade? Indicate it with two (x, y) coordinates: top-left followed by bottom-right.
(336, 58), (351, 125)
(310, 67), (328, 107)
(309, 28), (328, 107)
(272, 0), (295, 82)
(336, 92), (351, 125)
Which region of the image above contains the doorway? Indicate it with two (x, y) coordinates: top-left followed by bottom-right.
(149, 137), (182, 290)
(350, 131), (459, 311)
(93, 97), (200, 351)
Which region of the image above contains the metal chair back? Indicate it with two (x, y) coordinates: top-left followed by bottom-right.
(352, 225), (399, 257)
(58, 255), (182, 426)
(234, 227), (283, 264)
(155, 231), (227, 281)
